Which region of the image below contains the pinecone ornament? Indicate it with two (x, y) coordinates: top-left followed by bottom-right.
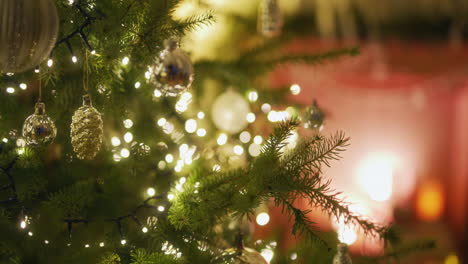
(333, 243), (352, 264)
(70, 95), (103, 160)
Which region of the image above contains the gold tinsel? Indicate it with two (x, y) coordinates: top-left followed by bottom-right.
(70, 95), (103, 160)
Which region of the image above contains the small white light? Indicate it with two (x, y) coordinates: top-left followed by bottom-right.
(158, 206), (165, 212)
(147, 188), (156, 196)
(154, 89), (162, 97)
(120, 148), (130, 158)
(185, 119), (197, 133)
(134, 82), (141, 89)
(158, 161), (167, 170)
(213, 164), (221, 172)
(2, 138), (8, 143)
(72, 56), (78, 63)
(164, 154), (174, 164)
(19, 83), (27, 90)
(217, 133), (228, 146)
(20, 221), (27, 229)
(256, 212), (270, 226)
(233, 145), (244, 155)
(28, 232), (33, 237)
(17, 148), (25, 155)
(111, 137), (121, 147)
(44, 240), (49, 244)
(197, 112), (205, 119)
(68, 0), (74, 5)
(290, 252), (297, 260)
(124, 132), (133, 143)
(240, 131), (251, 143)
(142, 227), (148, 233)
(123, 119), (133, 128)
(290, 84), (301, 95)
(157, 118), (167, 127)
(6, 87), (15, 94)
(179, 177), (186, 184)
(91, 50), (96, 55)
(145, 71), (151, 79)
(47, 59), (54, 67)
(85, 244), (90, 248)
(246, 113), (256, 123)
(99, 242), (105, 247)
(34, 68), (40, 73)
(196, 128), (207, 137)
(167, 194), (175, 200)
(261, 248), (274, 263)
(121, 239), (127, 245)
(261, 103), (272, 113)
(248, 91), (258, 102)
(254, 136), (263, 145)
(249, 144), (261, 157)
(122, 56), (130, 65)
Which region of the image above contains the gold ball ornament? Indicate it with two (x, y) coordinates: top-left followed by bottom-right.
(220, 247), (268, 264)
(333, 243), (352, 264)
(148, 39), (194, 97)
(22, 102), (57, 146)
(0, 0), (59, 73)
(211, 90), (251, 135)
(70, 95), (103, 160)
(258, 0), (283, 38)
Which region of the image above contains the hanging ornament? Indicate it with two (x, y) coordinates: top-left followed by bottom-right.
(333, 243), (352, 264)
(148, 39), (194, 97)
(258, 0), (283, 38)
(70, 95), (103, 160)
(0, 0), (59, 73)
(219, 233), (267, 264)
(302, 100), (325, 131)
(211, 89), (251, 135)
(22, 102), (57, 146)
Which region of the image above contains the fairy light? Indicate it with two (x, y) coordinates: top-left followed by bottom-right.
(246, 112), (256, 123)
(99, 242), (105, 247)
(72, 56), (78, 63)
(154, 89), (162, 97)
(19, 83), (27, 90)
(134, 82), (141, 89)
(120, 148), (130, 158)
(113, 154), (122, 162)
(91, 50), (96, 55)
(16, 139), (26, 147)
(44, 240), (49, 245)
(254, 136), (263, 145)
(249, 144), (261, 157)
(34, 68), (40, 73)
(213, 164), (221, 172)
(261, 248), (274, 263)
(158, 161), (167, 170)
(121, 56), (130, 65)
(175, 92), (192, 113)
(28, 232), (33, 237)
(47, 59), (54, 67)
(17, 148), (25, 155)
(197, 112), (205, 119)
(157, 118), (167, 127)
(68, 0), (74, 5)
(158, 206), (165, 212)
(2, 138), (8, 143)
(124, 132), (133, 143)
(111, 137), (121, 147)
(233, 145), (244, 155)
(290, 84), (301, 95)
(121, 239), (127, 245)
(290, 253), (298, 260)
(142, 227), (148, 233)
(217, 133), (228, 145)
(123, 119), (133, 128)
(6, 87), (15, 94)
(167, 193), (175, 200)
(85, 244), (90, 248)
(256, 212), (270, 226)
(147, 187), (156, 196)
(261, 103), (272, 113)
(180, 177), (186, 184)
(196, 128), (207, 137)
(248, 91), (258, 102)
(145, 71), (151, 79)
(163, 122), (175, 134)
(165, 154), (174, 163)
(185, 119), (197, 133)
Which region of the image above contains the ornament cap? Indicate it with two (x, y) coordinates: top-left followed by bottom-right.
(83, 94), (93, 106)
(164, 39), (179, 51)
(34, 102), (46, 115)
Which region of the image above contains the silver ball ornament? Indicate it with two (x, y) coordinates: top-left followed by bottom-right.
(22, 102), (57, 146)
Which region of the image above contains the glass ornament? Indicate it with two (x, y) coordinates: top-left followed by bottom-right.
(333, 243), (352, 264)
(148, 39), (194, 97)
(22, 102), (57, 145)
(303, 100), (325, 131)
(211, 90), (251, 135)
(258, 0), (283, 37)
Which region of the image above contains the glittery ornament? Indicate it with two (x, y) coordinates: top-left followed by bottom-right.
(148, 39), (194, 97)
(211, 89), (251, 135)
(0, 0), (59, 73)
(22, 102), (57, 146)
(303, 100), (325, 131)
(333, 243), (352, 264)
(258, 0), (283, 37)
(70, 95), (103, 160)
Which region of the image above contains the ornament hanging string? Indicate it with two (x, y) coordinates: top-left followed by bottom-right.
(83, 50), (90, 93)
(38, 78), (42, 103)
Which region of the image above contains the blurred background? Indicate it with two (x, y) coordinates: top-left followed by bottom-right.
(175, 0), (468, 263)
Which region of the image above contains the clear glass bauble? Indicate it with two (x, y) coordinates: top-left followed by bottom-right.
(220, 247), (268, 264)
(303, 100), (325, 131)
(22, 102), (57, 145)
(211, 89), (251, 135)
(148, 39), (194, 97)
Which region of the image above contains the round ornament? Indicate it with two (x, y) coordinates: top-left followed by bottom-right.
(0, 0), (59, 73)
(333, 243), (352, 264)
(303, 100), (325, 131)
(211, 90), (251, 135)
(148, 39), (194, 97)
(70, 95), (104, 160)
(221, 247), (268, 264)
(258, 0), (283, 37)
(22, 102), (57, 145)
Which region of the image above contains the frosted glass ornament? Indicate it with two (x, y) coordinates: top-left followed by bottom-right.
(211, 90), (251, 134)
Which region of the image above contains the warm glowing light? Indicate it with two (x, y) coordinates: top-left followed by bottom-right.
(233, 145), (244, 155)
(85, 244), (90, 248)
(147, 188), (156, 196)
(2, 138), (7, 143)
(111, 137), (121, 147)
(290, 84), (301, 95)
(99, 242), (105, 247)
(134, 82), (141, 89)
(358, 154), (394, 202)
(113, 154), (121, 162)
(445, 253), (460, 264)
(240, 131), (251, 143)
(337, 224), (357, 245)
(256, 212), (270, 226)
(47, 59), (54, 67)
(28, 232), (33, 237)
(246, 112), (256, 123)
(197, 112), (205, 119)
(165, 154), (174, 163)
(121, 239), (127, 245)
(154, 89), (162, 97)
(142, 227), (148, 233)
(249, 144), (261, 157)
(157, 118), (167, 127)
(44, 240), (49, 244)
(19, 83), (27, 90)
(290, 253), (297, 260)
(72, 56), (78, 63)
(158, 206), (165, 212)
(124, 132), (133, 143)
(213, 164), (221, 172)
(416, 180), (444, 222)
(248, 91), (258, 102)
(253, 136), (263, 145)
(122, 56), (130, 65)
(185, 119), (197, 133)
(268, 110), (290, 122)
(196, 128), (207, 137)
(217, 133), (228, 145)
(20, 221), (27, 229)
(261, 249), (274, 263)
(6, 87), (15, 94)
(123, 119), (133, 128)
(261, 103), (271, 113)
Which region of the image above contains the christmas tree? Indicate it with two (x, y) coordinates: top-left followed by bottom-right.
(0, 0), (437, 263)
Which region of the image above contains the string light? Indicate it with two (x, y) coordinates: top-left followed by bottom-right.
(147, 187), (156, 196)
(165, 154), (174, 163)
(28, 232), (33, 237)
(99, 242), (105, 247)
(261, 103), (271, 113)
(233, 145), (244, 155)
(120, 148), (130, 158)
(6, 87), (15, 94)
(124, 132), (133, 143)
(72, 56), (78, 63)
(157, 206), (165, 212)
(85, 244), (90, 248)
(142, 227), (148, 233)
(253, 136), (263, 145)
(290, 84), (301, 95)
(34, 68), (40, 73)
(111, 137), (121, 147)
(261, 248), (274, 263)
(248, 91), (258, 102)
(217, 133), (228, 145)
(91, 50), (96, 55)
(47, 59), (54, 67)
(197, 112), (205, 119)
(120, 239), (127, 245)
(2, 138), (7, 143)
(249, 144), (261, 157)
(246, 112), (256, 123)
(290, 253), (298, 260)
(44, 240), (49, 245)
(256, 212), (270, 226)
(134, 82), (141, 89)
(196, 128), (207, 137)
(167, 194), (175, 200)
(185, 119), (197, 133)
(121, 56), (130, 65)
(113, 154), (122, 162)
(153, 89), (162, 97)
(19, 83), (27, 90)
(123, 119), (133, 128)
(158, 161), (167, 170)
